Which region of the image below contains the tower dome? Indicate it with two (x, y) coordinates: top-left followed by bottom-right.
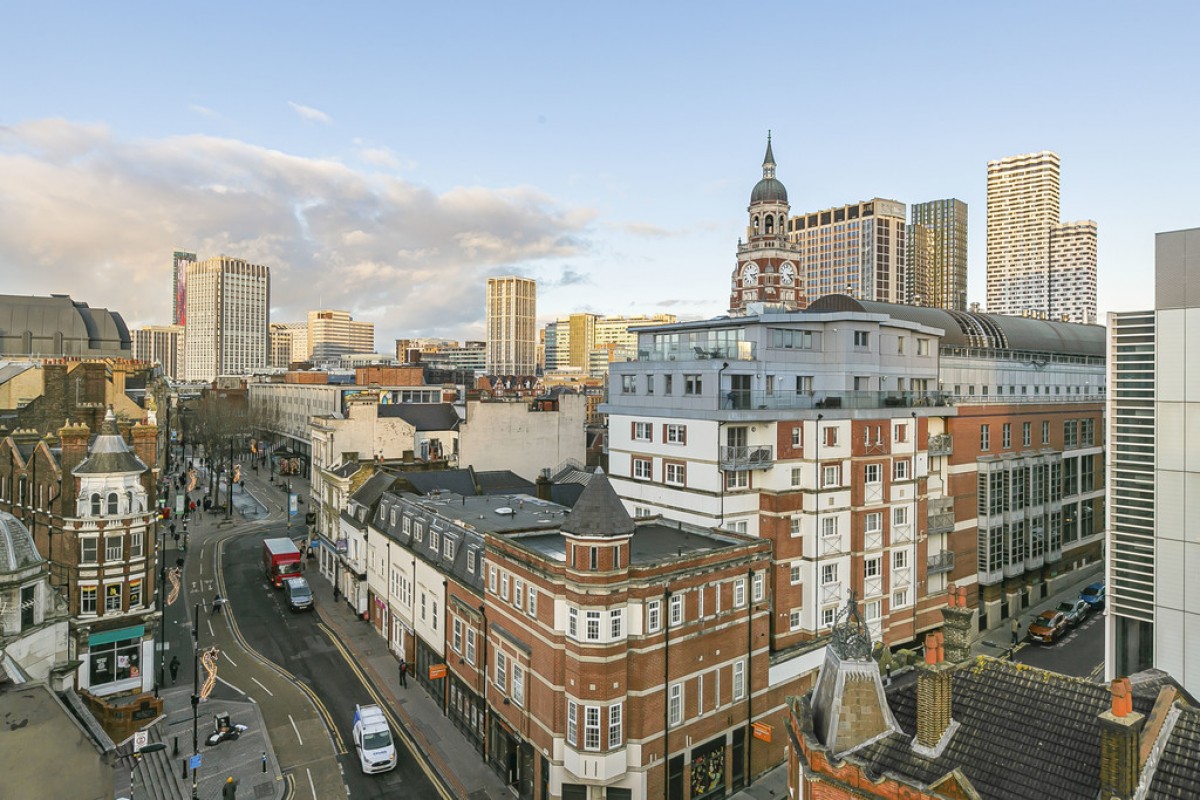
(750, 132), (788, 204)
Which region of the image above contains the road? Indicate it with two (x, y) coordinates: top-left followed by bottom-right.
(222, 526), (439, 799)
(1014, 605), (1105, 680)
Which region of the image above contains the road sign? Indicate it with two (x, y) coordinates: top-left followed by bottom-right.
(429, 664), (447, 680)
(133, 730), (149, 752)
(189, 753), (201, 769)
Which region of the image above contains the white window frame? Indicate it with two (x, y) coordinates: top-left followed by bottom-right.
(790, 563), (802, 584)
(452, 619), (463, 653)
(81, 537), (98, 564)
(669, 594), (683, 626)
(733, 659), (746, 701)
(105, 535), (123, 562)
(466, 629), (477, 666)
(894, 459), (910, 481)
(821, 563), (838, 585)
(665, 424), (687, 444)
(648, 600), (662, 632)
(865, 463), (881, 484)
(501, 573), (510, 601)
(633, 458), (652, 480)
(568, 607), (579, 639)
(584, 705), (601, 751)
(528, 587), (537, 617)
(822, 465), (839, 487)
(752, 571), (764, 602)
(609, 609), (623, 639)
(821, 606), (837, 627)
(668, 684), (683, 727)
(80, 583), (97, 615)
(789, 609), (801, 630)
(733, 579), (746, 608)
(567, 701), (578, 746)
(608, 702), (623, 748)
(129, 531), (143, 559)
(665, 462), (686, 486)
(633, 421), (652, 441)
(512, 663), (525, 707)
(495, 650), (507, 691)
(585, 610), (601, 641)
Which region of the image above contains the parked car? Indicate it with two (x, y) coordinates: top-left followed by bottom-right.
(1056, 599), (1090, 627)
(284, 577), (313, 611)
(352, 704), (397, 774)
(1080, 582), (1106, 610)
(1028, 610), (1069, 644)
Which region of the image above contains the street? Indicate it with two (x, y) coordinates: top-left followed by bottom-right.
(221, 526), (440, 799)
(1013, 606), (1106, 680)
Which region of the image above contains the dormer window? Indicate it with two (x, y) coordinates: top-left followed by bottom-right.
(91, 493), (101, 516)
(107, 493), (119, 516)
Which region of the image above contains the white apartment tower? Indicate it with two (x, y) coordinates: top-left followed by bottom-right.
(1107, 227), (1200, 694)
(132, 324), (184, 379)
(183, 256), (270, 381)
(986, 151), (1097, 324)
(485, 276), (537, 375)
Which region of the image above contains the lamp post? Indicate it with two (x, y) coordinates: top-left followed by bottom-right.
(191, 600), (201, 800)
(155, 519), (166, 698)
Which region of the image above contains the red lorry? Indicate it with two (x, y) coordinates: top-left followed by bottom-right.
(262, 538), (302, 588)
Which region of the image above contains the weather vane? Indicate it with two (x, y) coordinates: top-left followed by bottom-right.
(830, 590), (873, 660)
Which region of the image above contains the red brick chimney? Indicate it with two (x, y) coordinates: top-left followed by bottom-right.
(131, 420), (158, 494)
(1099, 677), (1144, 800)
(58, 419), (91, 504)
(915, 631), (955, 752)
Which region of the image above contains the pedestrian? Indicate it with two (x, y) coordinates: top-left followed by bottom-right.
(398, 658), (408, 688)
(1011, 616), (1020, 646)
(212, 593), (224, 615)
(170, 522), (176, 538)
(222, 775), (239, 799)
(169, 655), (180, 683)
(173, 530), (180, 547)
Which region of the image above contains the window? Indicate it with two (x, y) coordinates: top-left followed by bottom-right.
(822, 606), (837, 627)
(621, 374), (636, 394)
(495, 651), (507, 690)
(501, 574), (509, 601)
(733, 659), (746, 701)
(897, 336), (905, 354)
(81, 537), (98, 564)
(589, 547), (598, 571)
(733, 579), (746, 608)
(824, 426), (839, 447)
(586, 610), (601, 641)
(895, 423), (908, 444)
(665, 424), (687, 444)
(917, 338), (930, 356)
(821, 563), (838, 585)
(646, 374), (654, 395)
(894, 460), (909, 481)
(725, 470), (748, 490)
(489, 567), (497, 594)
(452, 619), (463, 653)
(670, 594), (683, 626)
(633, 421), (652, 441)
(585, 706), (601, 751)
(528, 587), (538, 617)
(568, 607), (579, 638)
(822, 465), (839, 487)
(80, 585), (97, 614)
(790, 467), (803, 487)
(893, 549), (909, 569)
(790, 516), (801, 537)
(1002, 423), (1012, 449)
(443, 537), (455, 559)
(668, 684), (683, 727)
(821, 516), (837, 539)
(432, 599), (439, 630)
(1023, 422), (1032, 447)
(1042, 420), (1050, 444)
(791, 427), (802, 448)
(90, 493), (101, 516)
(892, 588), (910, 608)
(790, 609), (802, 630)
(105, 535), (123, 562)
(865, 555), (882, 578)
(893, 506), (909, 526)
(665, 462), (686, 486)
(752, 572), (764, 602)
(129, 579), (142, 608)
(608, 703), (623, 748)
(865, 600), (882, 622)
(466, 629), (477, 665)
(515, 580), (524, 609)
(853, 330), (870, 348)
(467, 550), (477, 574)
(105, 583), (122, 612)
(865, 512), (882, 533)
(567, 701), (578, 745)
(610, 609), (623, 639)
(864, 463), (881, 484)
(980, 424), (990, 451)
(790, 563), (803, 584)
(129, 531), (143, 559)
(512, 663), (525, 707)
(430, 530), (440, 552)
(664, 374), (673, 395)
(648, 600), (662, 632)
(684, 374), (702, 395)
(107, 493), (118, 516)
(796, 375), (814, 394)
(633, 458), (652, 480)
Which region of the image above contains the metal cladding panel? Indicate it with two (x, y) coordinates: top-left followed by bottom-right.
(1156, 229), (1189, 310)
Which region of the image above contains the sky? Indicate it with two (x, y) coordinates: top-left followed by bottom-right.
(2, 2), (1198, 348)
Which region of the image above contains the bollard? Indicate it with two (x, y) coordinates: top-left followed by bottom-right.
(181, 758), (188, 780)
(262, 751), (267, 773)
(173, 735), (179, 757)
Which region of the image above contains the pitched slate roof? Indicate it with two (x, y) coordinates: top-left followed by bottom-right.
(403, 469), (478, 497)
(560, 469), (634, 538)
(1147, 704), (1200, 797)
(839, 657), (1164, 800)
(371, 491), (486, 595)
(476, 470), (535, 496)
(73, 409), (146, 475)
(377, 402), (459, 431)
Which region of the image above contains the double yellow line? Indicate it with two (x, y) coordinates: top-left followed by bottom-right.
(317, 622), (455, 800)
(213, 536), (346, 755)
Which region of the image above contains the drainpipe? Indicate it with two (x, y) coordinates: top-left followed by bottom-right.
(745, 566), (754, 784)
(912, 411), (919, 643)
(480, 602), (489, 763)
(663, 587), (672, 776)
(814, 414), (823, 630)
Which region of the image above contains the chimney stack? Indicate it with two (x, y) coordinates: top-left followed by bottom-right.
(939, 584), (974, 663)
(58, 419), (91, 489)
(1098, 677), (1145, 800)
(915, 631), (955, 753)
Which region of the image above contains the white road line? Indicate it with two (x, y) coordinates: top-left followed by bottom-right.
(251, 677), (275, 696)
(306, 767), (317, 800)
(222, 652), (237, 667)
(216, 675), (246, 695)
(289, 714), (304, 745)
(207, 619), (214, 638)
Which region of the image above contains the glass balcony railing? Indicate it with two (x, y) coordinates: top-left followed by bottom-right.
(928, 433), (953, 456)
(718, 390), (952, 412)
(637, 342), (757, 362)
(719, 445), (775, 471)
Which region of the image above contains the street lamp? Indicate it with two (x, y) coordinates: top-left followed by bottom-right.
(190, 600), (201, 800)
(155, 520), (166, 698)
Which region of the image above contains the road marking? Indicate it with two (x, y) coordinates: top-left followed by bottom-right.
(251, 677), (275, 696)
(289, 714), (304, 745)
(207, 619), (214, 638)
(306, 767), (317, 800)
(222, 651), (237, 666)
(216, 675), (246, 695)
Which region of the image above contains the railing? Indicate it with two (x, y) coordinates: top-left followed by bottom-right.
(928, 434), (953, 456)
(719, 445), (775, 471)
(718, 390), (951, 412)
(927, 511), (955, 535)
(638, 342), (757, 362)
(927, 551), (955, 574)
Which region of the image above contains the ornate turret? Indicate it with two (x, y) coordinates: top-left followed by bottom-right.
(750, 131), (788, 205)
(731, 132), (804, 313)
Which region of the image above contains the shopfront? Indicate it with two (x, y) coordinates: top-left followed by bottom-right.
(414, 635), (445, 703)
(84, 624), (151, 696)
(689, 735), (727, 800)
(488, 715), (533, 799)
(447, 673), (485, 754)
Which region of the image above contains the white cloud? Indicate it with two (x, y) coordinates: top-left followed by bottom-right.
(357, 146), (412, 170)
(189, 104), (219, 118)
(287, 101), (332, 125)
(0, 119), (594, 340)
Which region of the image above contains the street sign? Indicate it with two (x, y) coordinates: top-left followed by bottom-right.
(288, 493), (298, 518)
(752, 721), (772, 742)
(429, 664), (447, 680)
(133, 730), (148, 752)
(189, 753), (201, 769)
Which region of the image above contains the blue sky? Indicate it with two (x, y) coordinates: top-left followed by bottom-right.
(2, 2), (1196, 346)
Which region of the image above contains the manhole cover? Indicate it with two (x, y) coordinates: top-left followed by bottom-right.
(253, 781), (274, 798)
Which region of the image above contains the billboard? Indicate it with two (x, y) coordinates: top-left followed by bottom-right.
(173, 251), (196, 326)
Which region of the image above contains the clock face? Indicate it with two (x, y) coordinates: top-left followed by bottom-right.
(742, 264), (759, 286)
(780, 263), (795, 286)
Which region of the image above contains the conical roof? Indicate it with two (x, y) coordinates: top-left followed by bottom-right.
(751, 132), (788, 204)
(74, 408), (148, 476)
(560, 468), (634, 538)
(0, 511), (41, 573)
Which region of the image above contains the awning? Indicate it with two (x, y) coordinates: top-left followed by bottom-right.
(88, 624), (145, 647)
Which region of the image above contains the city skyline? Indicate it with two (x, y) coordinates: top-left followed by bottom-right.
(2, 3), (1198, 347)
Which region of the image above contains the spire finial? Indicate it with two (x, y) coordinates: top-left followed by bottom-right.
(762, 132), (776, 179)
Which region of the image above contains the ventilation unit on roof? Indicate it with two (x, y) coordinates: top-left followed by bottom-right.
(495, 507), (514, 516)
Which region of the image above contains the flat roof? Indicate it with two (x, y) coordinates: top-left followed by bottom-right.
(510, 519), (742, 565)
(408, 492), (568, 534)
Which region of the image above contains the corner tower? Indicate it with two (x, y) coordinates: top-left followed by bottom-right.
(730, 132), (805, 313)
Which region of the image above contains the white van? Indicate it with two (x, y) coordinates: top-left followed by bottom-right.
(352, 704), (397, 774)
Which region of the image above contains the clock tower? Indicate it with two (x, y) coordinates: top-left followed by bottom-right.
(729, 133), (805, 313)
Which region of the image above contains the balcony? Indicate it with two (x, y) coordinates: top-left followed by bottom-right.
(927, 511), (955, 535)
(719, 390), (952, 412)
(719, 445), (775, 471)
(928, 433), (953, 456)
(927, 551), (956, 575)
(638, 342), (757, 362)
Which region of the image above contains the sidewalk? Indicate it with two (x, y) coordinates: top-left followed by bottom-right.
(970, 565), (1104, 659)
(308, 566), (512, 800)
